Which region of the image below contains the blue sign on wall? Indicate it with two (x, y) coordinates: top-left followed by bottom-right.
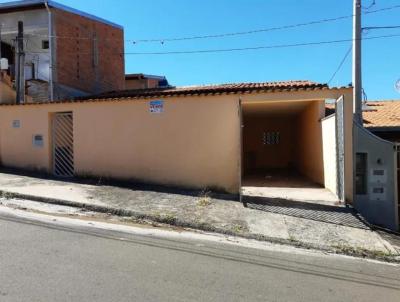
(150, 100), (164, 113)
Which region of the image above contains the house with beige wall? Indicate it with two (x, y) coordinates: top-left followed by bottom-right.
(0, 78), (398, 230)
(0, 80), (354, 201)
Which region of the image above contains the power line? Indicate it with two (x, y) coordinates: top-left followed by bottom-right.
(123, 33), (400, 55)
(363, 25), (400, 31)
(23, 3), (400, 44)
(327, 46), (352, 85)
(362, 0), (376, 10)
(23, 32), (400, 56)
(132, 4), (400, 43)
(132, 15), (354, 43)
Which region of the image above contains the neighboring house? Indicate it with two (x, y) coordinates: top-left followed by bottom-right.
(363, 100), (400, 143)
(0, 0), (125, 104)
(125, 74), (169, 90)
(326, 100), (400, 142)
(326, 99), (399, 230)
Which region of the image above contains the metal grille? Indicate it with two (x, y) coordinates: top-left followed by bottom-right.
(335, 96), (345, 201)
(52, 112), (74, 177)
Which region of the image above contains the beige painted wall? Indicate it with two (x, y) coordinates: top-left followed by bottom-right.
(294, 101), (325, 185)
(0, 96), (241, 193)
(321, 115), (337, 195)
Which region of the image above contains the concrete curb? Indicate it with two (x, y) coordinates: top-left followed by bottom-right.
(1, 189), (399, 263)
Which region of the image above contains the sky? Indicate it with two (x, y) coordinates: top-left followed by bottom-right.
(1, 0), (400, 100)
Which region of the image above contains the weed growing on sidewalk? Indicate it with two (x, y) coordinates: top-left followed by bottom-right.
(0, 191), (13, 200)
(197, 189), (212, 207)
(332, 243), (398, 259)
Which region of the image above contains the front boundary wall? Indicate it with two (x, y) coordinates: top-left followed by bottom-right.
(0, 87), (353, 197)
(0, 96), (241, 193)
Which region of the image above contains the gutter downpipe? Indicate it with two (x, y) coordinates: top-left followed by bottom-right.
(45, 1), (54, 101)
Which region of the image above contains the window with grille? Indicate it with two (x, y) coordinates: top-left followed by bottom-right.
(263, 131), (280, 145)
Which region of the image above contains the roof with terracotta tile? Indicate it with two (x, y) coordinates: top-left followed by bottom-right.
(75, 80), (329, 101)
(0, 80), (350, 106)
(326, 100), (400, 129)
(363, 101), (400, 128)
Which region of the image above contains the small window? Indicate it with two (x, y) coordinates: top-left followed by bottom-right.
(263, 131), (280, 145)
(42, 40), (49, 49)
(355, 153), (367, 195)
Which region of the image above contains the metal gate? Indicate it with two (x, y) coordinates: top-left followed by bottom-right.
(335, 96), (345, 201)
(52, 112), (74, 177)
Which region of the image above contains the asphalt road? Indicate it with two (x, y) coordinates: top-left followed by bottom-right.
(0, 212), (399, 302)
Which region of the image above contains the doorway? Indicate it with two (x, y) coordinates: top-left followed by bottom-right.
(52, 112), (74, 177)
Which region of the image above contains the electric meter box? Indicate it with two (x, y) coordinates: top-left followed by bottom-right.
(0, 58), (9, 70)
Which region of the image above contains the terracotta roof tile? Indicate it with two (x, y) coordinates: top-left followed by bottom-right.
(326, 100), (400, 128)
(0, 80), (349, 106)
(75, 80), (328, 101)
(363, 101), (400, 128)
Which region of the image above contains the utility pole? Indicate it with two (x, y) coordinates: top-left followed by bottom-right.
(353, 0), (363, 125)
(15, 21), (25, 104)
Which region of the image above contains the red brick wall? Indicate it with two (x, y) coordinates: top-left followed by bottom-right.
(125, 78), (161, 90)
(53, 8), (124, 95)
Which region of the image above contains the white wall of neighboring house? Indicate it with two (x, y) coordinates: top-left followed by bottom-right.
(24, 28), (51, 81)
(322, 114), (337, 196)
(0, 9), (50, 82)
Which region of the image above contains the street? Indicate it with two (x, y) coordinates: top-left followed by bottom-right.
(0, 210), (399, 302)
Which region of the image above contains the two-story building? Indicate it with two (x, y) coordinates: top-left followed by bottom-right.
(0, 0), (125, 104)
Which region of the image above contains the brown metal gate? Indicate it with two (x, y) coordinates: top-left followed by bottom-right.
(52, 112), (74, 177)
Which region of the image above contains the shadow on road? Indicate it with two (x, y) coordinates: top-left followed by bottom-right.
(243, 195), (369, 229)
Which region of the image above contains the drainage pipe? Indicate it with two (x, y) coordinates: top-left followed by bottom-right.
(44, 1), (54, 101)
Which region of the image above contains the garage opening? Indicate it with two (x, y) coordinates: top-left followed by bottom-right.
(241, 100), (338, 205)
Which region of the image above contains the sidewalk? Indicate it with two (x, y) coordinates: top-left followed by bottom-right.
(0, 169), (398, 261)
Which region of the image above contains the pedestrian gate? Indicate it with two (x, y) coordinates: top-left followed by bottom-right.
(52, 112), (74, 177)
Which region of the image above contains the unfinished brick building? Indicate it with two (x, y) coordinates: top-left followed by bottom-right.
(0, 0), (125, 103)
